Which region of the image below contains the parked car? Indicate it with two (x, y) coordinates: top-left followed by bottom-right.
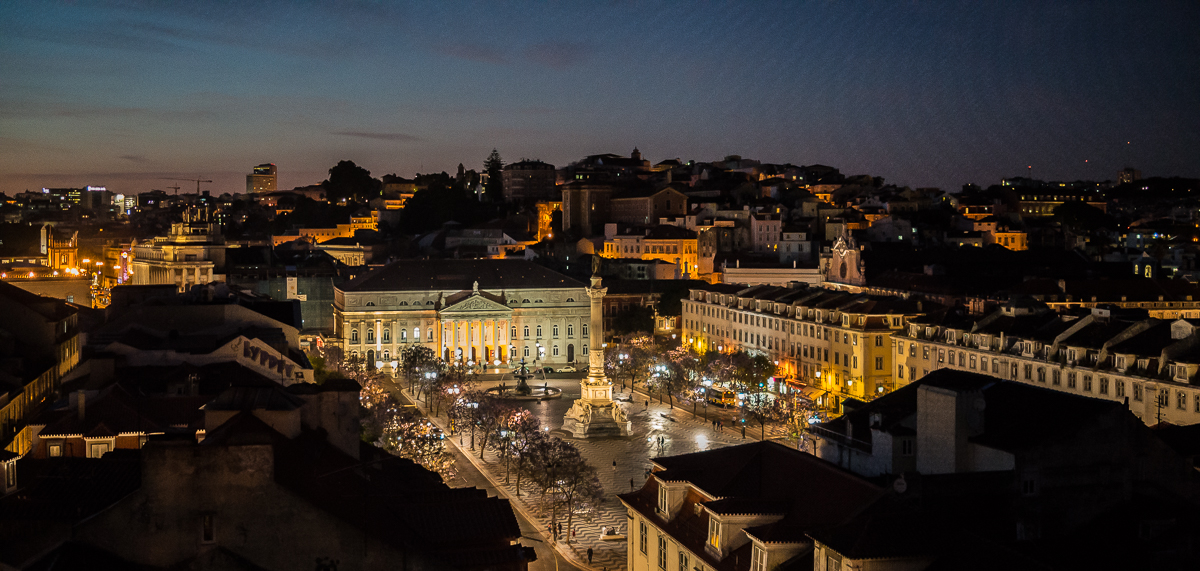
(542, 367), (554, 374)
(556, 366), (578, 373)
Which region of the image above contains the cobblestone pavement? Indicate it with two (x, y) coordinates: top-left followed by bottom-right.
(386, 373), (804, 571)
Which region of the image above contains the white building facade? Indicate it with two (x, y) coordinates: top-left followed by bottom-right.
(333, 260), (591, 368)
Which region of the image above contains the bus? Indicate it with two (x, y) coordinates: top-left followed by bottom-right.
(706, 387), (738, 407)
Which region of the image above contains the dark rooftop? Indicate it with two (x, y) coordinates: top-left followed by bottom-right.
(341, 259), (585, 292)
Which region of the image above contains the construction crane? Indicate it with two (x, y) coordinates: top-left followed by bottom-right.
(162, 177), (212, 194)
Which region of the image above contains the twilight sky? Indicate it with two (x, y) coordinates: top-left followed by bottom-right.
(2, 1), (1197, 196)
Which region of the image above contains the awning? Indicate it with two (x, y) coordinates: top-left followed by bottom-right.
(797, 386), (827, 402)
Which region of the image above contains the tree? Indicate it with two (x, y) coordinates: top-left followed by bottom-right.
(526, 437), (605, 543)
(605, 335), (657, 389)
(484, 149), (504, 202)
(727, 351), (778, 439)
(398, 172), (496, 234)
(426, 359), (473, 417)
(400, 345), (439, 396)
(667, 346), (705, 413)
(474, 396), (521, 459)
(380, 408), (455, 478)
(323, 160), (381, 204)
(505, 410), (544, 496)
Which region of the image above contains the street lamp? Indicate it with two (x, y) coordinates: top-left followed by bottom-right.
(499, 428), (512, 483)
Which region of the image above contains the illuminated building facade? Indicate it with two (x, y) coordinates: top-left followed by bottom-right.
(681, 283), (924, 409)
(895, 301), (1200, 427)
(601, 225), (700, 278)
(334, 259), (590, 369)
(246, 163), (277, 193)
(130, 213), (226, 292)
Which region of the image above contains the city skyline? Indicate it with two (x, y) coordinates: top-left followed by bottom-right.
(2, 1), (1197, 195)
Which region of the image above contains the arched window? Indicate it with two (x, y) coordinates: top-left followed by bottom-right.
(567, 324), (574, 337)
(366, 329), (375, 343)
(511, 326), (517, 339)
(536, 325), (543, 337)
(583, 324), (588, 336)
(524, 326), (530, 338)
(366, 302), (375, 306)
(553, 345), (560, 356)
(414, 327), (420, 342)
(400, 329), (407, 342)
(427, 327), (433, 341)
(350, 329), (359, 343)
(524, 346), (530, 357)
(523, 299), (530, 303)
(566, 298), (574, 302)
(553, 325), (559, 337)
(383, 328), (391, 342)
(382, 350), (390, 360)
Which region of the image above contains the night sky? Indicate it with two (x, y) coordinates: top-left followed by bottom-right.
(2, 1), (1197, 196)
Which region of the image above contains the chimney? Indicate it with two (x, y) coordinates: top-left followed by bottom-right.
(78, 391), (86, 422)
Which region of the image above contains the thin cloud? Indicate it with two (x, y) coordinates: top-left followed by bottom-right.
(433, 42), (508, 65)
(119, 154), (152, 164)
(525, 41), (591, 69)
(333, 131), (422, 142)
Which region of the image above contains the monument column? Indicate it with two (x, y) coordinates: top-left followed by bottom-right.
(562, 262), (631, 437)
(585, 275), (608, 389)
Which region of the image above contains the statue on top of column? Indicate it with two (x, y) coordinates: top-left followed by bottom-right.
(591, 255), (601, 276)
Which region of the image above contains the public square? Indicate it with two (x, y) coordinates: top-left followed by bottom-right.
(400, 373), (797, 571)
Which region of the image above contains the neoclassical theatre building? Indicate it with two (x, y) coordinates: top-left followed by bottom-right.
(333, 259), (591, 368)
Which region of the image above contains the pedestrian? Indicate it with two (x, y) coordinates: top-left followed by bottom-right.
(601, 525), (607, 537)
(558, 522), (562, 536)
(612, 460), (617, 470)
(630, 478), (634, 490)
(587, 547), (594, 564)
(572, 528), (576, 540)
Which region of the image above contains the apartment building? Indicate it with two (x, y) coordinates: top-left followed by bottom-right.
(749, 213), (781, 254)
(618, 442), (881, 571)
(895, 299), (1200, 426)
(681, 283), (926, 408)
(601, 225), (700, 279)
